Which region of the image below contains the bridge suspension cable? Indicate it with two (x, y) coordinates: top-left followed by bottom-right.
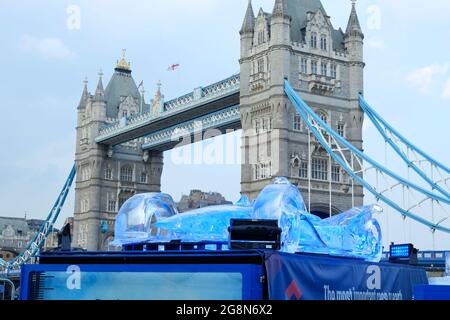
(284, 80), (450, 235)
(0, 165), (76, 272)
(359, 96), (450, 200)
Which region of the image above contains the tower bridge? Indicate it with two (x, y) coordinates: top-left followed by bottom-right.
(1, 0), (449, 269)
(72, 0), (368, 250)
(95, 74), (241, 149)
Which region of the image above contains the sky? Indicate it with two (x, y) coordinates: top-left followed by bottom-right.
(0, 0), (449, 250)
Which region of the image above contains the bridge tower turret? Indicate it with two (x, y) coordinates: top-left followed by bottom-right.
(240, 0), (365, 216)
(73, 52), (163, 251)
(344, 0), (365, 151)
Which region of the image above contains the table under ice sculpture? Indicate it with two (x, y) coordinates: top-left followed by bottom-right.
(114, 177), (383, 262)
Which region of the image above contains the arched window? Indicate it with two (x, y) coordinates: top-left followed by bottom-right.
(291, 158), (300, 177)
(257, 31), (265, 45)
(81, 199), (89, 213)
(320, 36), (327, 50)
(321, 62), (328, 77)
(310, 34), (317, 49)
(140, 171), (148, 184)
(120, 165), (133, 182)
(337, 122), (345, 137)
(311, 61), (318, 75)
(318, 111), (328, 124)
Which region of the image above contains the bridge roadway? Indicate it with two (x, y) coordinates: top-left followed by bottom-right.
(95, 74), (240, 150)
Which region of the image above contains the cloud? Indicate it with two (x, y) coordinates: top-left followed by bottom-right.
(406, 63), (449, 94)
(442, 79), (450, 100)
(19, 35), (77, 60)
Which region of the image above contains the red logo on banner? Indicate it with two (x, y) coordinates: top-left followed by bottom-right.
(285, 280), (302, 300)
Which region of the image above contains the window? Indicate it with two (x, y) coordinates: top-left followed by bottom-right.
(81, 166), (91, 181)
(262, 119), (268, 132)
(310, 34), (317, 49)
(255, 163), (272, 180)
(261, 163), (271, 179)
(119, 195), (131, 209)
(257, 31), (265, 45)
(81, 199), (90, 213)
(254, 119), (261, 134)
(301, 58), (308, 74)
(293, 115), (302, 132)
(77, 224), (88, 248)
(331, 64), (337, 79)
(319, 112), (328, 124)
(107, 200), (117, 212)
(311, 61), (318, 75)
(140, 171), (148, 184)
(122, 110), (128, 118)
(332, 166), (341, 182)
(321, 62), (327, 77)
(337, 123), (345, 137)
(105, 167), (112, 180)
(120, 166), (133, 182)
(312, 158), (328, 181)
(320, 36), (327, 50)
(257, 58), (264, 73)
(300, 162), (308, 179)
(255, 165), (260, 180)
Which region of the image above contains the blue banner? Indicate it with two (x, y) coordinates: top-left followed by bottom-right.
(264, 252), (428, 300)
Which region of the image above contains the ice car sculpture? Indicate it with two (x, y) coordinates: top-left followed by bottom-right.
(114, 177), (383, 262)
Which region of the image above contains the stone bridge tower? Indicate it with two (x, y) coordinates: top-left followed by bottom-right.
(73, 53), (163, 251)
(240, 0), (365, 217)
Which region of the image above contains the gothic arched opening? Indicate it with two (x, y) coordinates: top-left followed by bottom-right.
(309, 204), (341, 220)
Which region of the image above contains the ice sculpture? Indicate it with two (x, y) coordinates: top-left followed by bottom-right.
(113, 193), (178, 246)
(114, 178), (383, 262)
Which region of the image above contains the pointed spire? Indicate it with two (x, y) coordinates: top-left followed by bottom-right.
(156, 80), (162, 96)
(272, 0), (289, 18)
(151, 81), (163, 115)
(77, 77), (89, 110)
(240, 0), (255, 35)
(94, 69), (105, 102)
(345, 0), (363, 38)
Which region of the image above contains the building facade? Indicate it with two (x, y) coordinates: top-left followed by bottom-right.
(239, 0), (365, 217)
(73, 54), (164, 251)
(0, 217), (58, 261)
(177, 190), (232, 213)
